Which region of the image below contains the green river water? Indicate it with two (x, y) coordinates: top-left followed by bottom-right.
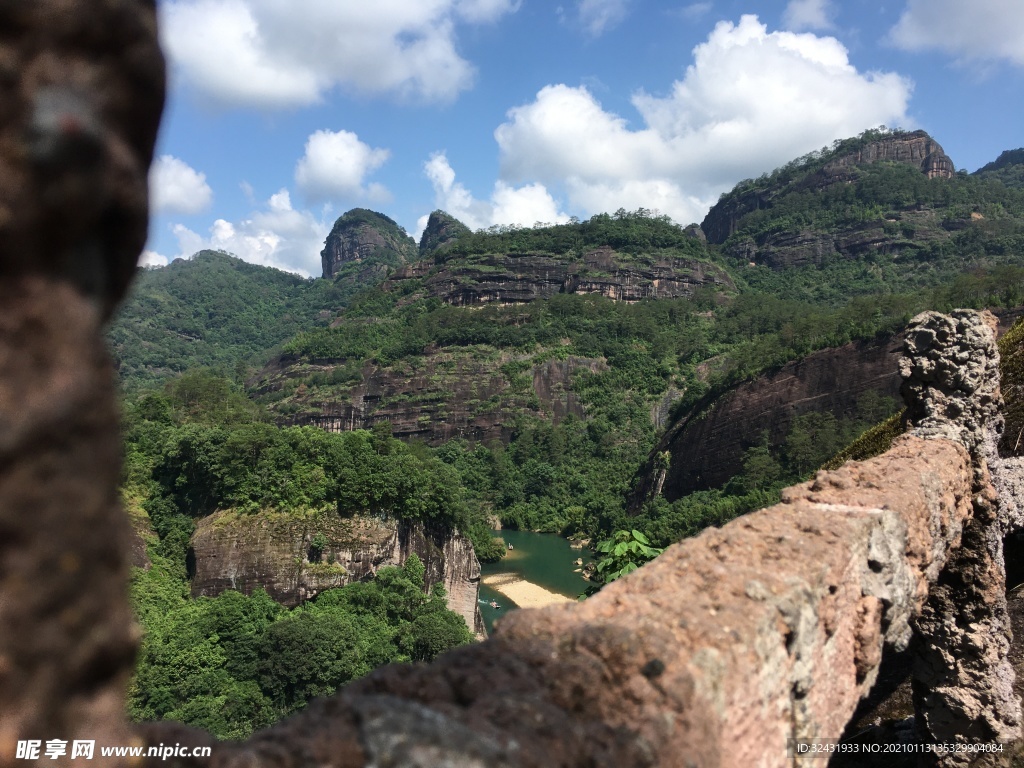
(477, 529), (593, 635)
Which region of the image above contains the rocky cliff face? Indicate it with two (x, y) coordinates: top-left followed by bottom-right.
(406, 246), (731, 306)
(630, 335), (905, 506)
(321, 209), (417, 279)
(419, 210), (472, 254)
(701, 130), (955, 245)
(190, 510), (484, 636)
(727, 209), (949, 270)
(700, 188), (771, 245)
(820, 129), (954, 180)
(632, 308), (1024, 508)
(258, 352), (605, 445)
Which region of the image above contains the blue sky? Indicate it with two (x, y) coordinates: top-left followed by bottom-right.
(144, 0), (1024, 276)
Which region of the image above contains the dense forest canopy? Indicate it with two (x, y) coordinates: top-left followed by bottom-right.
(110, 250), (390, 391)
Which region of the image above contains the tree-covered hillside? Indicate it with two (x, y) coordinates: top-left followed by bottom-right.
(122, 370), (482, 738)
(117, 131), (1024, 548)
(435, 208), (709, 261)
(112, 205), (432, 391)
(974, 148), (1024, 190)
(109, 251), (373, 391)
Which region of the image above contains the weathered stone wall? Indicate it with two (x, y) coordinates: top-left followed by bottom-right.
(902, 311), (1022, 763)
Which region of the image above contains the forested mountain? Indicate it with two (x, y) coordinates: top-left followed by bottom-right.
(110, 229), (421, 393)
(112, 128), (1024, 739)
(974, 148), (1024, 189)
(109, 251), (343, 390)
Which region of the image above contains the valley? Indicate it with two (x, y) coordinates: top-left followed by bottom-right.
(111, 127), (1024, 740)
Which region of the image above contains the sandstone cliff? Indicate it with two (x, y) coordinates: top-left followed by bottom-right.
(393, 245), (731, 306)
(258, 351), (605, 445)
(726, 209), (950, 270)
(630, 335), (905, 506)
(321, 209), (417, 279)
(820, 129), (954, 180)
(190, 509), (485, 636)
(632, 308), (1024, 509)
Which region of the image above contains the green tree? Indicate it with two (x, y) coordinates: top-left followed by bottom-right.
(257, 612), (367, 714)
(593, 529), (664, 584)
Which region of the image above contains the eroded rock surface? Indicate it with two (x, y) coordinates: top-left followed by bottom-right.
(320, 209), (416, 279)
(900, 310), (1020, 764)
(821, 130), (954, 180)
(258, 352), (606, 445)
(190, 512), (484, 635)
(630, 334), (904, 506)
(732, 209), (952, 270)
(415, 246), (731, 306)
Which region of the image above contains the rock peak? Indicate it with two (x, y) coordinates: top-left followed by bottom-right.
(320, 208), (417, 279)
(701, 129), (955, 244)
(419, 209), (471, 255)
(821, 129), (954, 181)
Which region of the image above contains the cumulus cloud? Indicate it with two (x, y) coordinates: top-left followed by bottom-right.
(576, 0), (631, 37)
(295, 130), (391, 203)
(149, 190), (330, 276)
(149, 155), (213, 215)
(494, 15), (912, 225)
(423, 152), (568, 232)
(783, 0), (834, 31)
(160, 0), (520, 108)
(889, 0), (1024, 66)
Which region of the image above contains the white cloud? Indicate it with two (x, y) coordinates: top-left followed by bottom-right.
(160, 0), (520, 108)
(577, 0), (631, 37)
(494, 15), (912, 225)
(456, 0), (521, 24)
(677, 3), (712, 21)
(783, 0), (834, 31)
(889, 0), (1024, 66)
(149, 155), (213, 215)
(151, 190), (330, 276)
(424, 152), (568, 231)
(295, 130), (391, 203)
(140, 250), (169, 268)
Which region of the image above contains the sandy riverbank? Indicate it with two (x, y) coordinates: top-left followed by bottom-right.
(481, 573), (576, 609)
